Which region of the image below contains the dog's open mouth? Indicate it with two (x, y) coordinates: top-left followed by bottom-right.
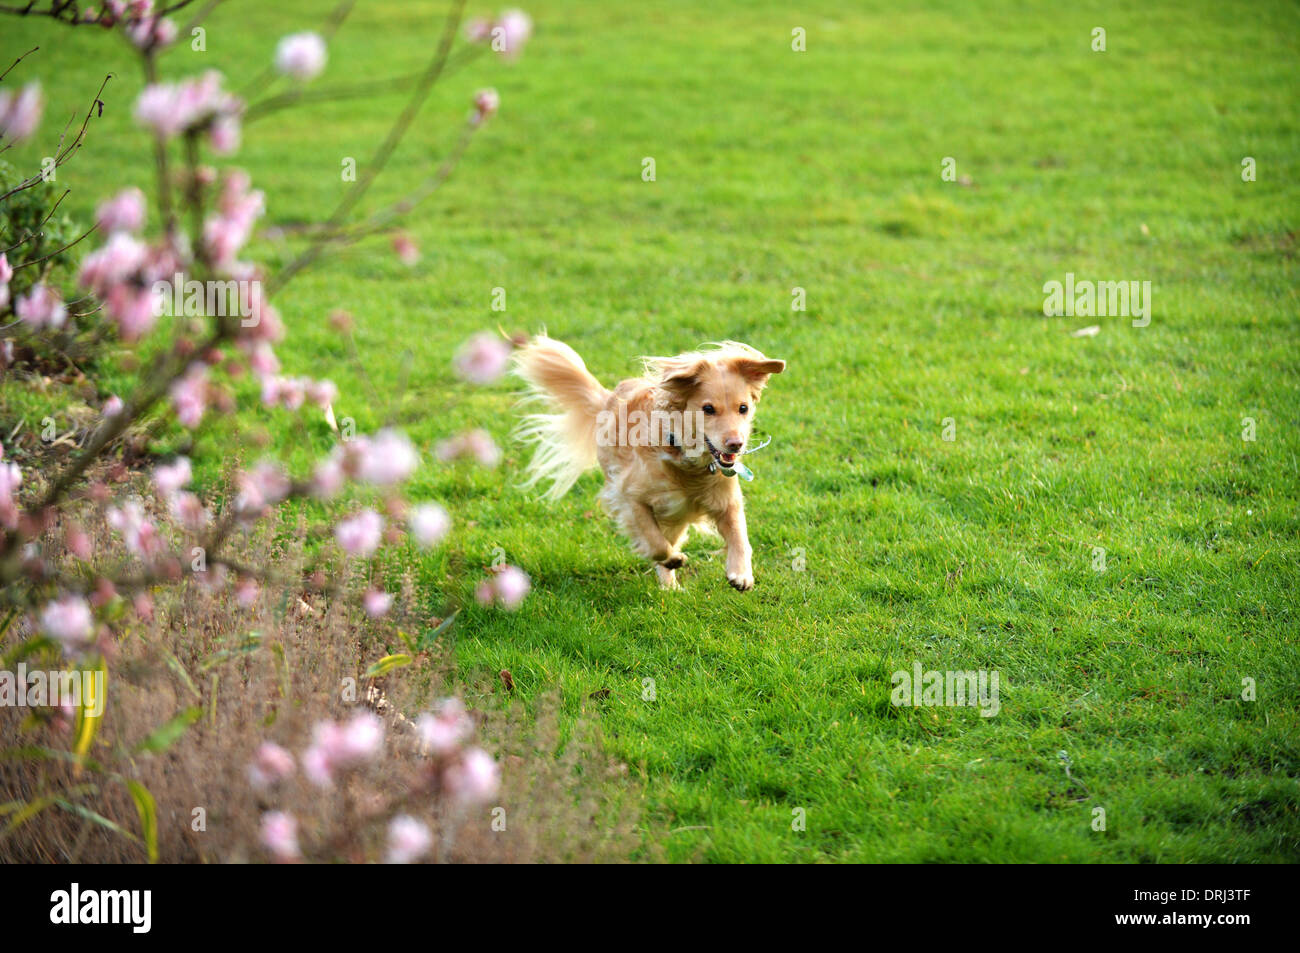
(704, 437), (738, 468)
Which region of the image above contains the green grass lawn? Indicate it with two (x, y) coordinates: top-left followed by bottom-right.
(5, 0), (1299, 861)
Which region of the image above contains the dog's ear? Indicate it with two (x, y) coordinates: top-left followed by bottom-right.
(657, 356), (709, 394)
(731, 356), (786, 391)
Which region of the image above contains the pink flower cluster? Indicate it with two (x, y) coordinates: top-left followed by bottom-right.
(435, 429), (501, 467)
(335, 508), (383, 557)
(152, 456), (211, 531)
(471, 88), (500, 126)
(0, 253), (11, 311)
(301, 711), (385, 788)
(259, 810), (299, 862)
(475, 564), (530, 610)
(78, 190), (180, 340)
(134, 70), (243, 153)
(204, 170), (265, 274)
(0, 82), (43, 143)
(408, 503), (451, 548)
(274, 33), (328, 81)
(417, 698), (500, 804)
(39, 595), (96, 656)
(16, 284), (67, 331)
(313, 429), (419, 501)
(454, 331), (511, 383)
(0, 447), (20, 530)
(106, 499), (166, 560)
(465, 9), (533, 60)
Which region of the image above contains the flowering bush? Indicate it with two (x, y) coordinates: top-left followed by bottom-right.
(0, 1), (569, 862)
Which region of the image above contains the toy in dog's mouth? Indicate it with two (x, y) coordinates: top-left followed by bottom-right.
(703, 434), (772, 481)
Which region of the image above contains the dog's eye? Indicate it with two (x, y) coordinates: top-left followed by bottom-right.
(702, 404), (716, 415)
(739, 404), (748, 415)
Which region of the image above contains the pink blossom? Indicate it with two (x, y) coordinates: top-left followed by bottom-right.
(386, 815), (432, 865)
(305, 379), (337, 408)
(248, 741), (295, 789)
(208, 114), (240, 155)
(65, 525), (93, 561)
(96, 187), (146, 234)
(16, 284), (67, 330)
(335, 509), (383, 557)
(300, 744), (334, 788)
(245, 341), (280, 379)
(494, 565), (531, 608)
(169, 364), (208, 428)
(0, 461), (21, 529)
(408, 503), (450, 548)
(465, 17), (492, 42)
(392, 234), (419, 266)
(128, 15), (177, 50)
(303, 712), (384, 788)
(134, 71), (241, 140)
(79, 233), (148, 297)
(357, 428), (418, 485)
(363, 588), (393, 618)
(0, 82), (43, 143)
(202, 176), (264, 271)
(168, 491), (210, 531)
(493, 9), (533, 59)
(437, 429), (502, 468)
(260, 375), (307, 410)
(310, 454), (345, 500)
(106, 500), (164, 559)
(471, 87), (499, 125)
(102, 395), (125, 417)
(477, 565), (530, 610)
(275, 32), (327, 81)
(444, 747), (500, 804)
(39, 596), (95, 655)
(416, 697), (473, 756)
(105, 284), (159, 341)
(236, 461), (290, 517)
(133, 592), (154, 621)
(260, 811), (300, 861)
(234, 576), (259, 607)
(152, 456), (192, 496)
(454, 332), (511, 384)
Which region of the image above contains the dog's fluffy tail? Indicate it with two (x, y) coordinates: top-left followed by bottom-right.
(512, 335), (609, 500)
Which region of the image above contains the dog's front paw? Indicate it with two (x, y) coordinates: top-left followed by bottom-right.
(727, 572), (754, 592)
(661, 552), (688, 570)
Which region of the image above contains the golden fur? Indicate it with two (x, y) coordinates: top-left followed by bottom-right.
(512, 335), (785, 590)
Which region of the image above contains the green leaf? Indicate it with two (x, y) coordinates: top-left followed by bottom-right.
(134, 707), (202, 754)
(418, 610), (459, 650)
(54, 798), (143, 847)
(125, 780), (158, 863)
(199, 633), (263, 672)
(1, 635), (56, 668)
(363, 654), (412, 679)
(163, 651), (202, 700)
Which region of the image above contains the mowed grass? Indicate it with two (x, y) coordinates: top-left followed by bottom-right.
(5, 0), (1299, 861)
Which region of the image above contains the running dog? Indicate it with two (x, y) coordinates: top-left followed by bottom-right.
(512, 336), (785, 590)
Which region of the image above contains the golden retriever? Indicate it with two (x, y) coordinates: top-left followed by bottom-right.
(512, 336), (785, 590)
